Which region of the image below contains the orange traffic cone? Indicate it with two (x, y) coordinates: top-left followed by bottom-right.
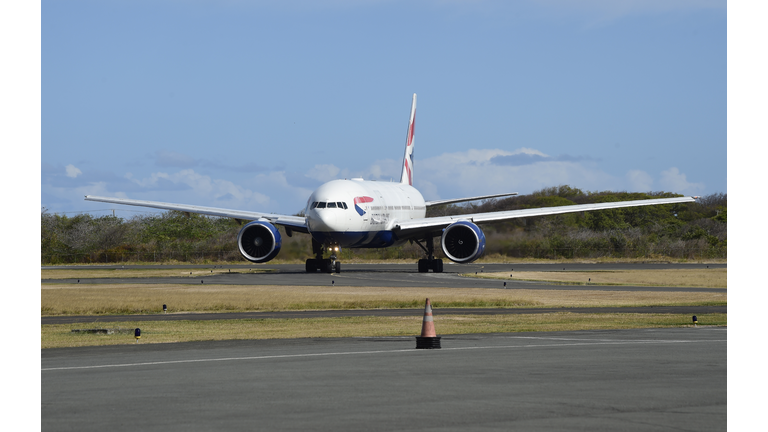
(416, 298), (441, 349)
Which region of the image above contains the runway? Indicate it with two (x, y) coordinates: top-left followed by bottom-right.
(42, 327), (727, 431)
(43, 262), (727, 293)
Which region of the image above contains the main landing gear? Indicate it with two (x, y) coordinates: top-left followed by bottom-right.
(414, 236), (443, 273)
(305, 239), (341, 273)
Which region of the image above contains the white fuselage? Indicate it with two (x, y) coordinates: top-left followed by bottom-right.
(305, 179), (426, 248)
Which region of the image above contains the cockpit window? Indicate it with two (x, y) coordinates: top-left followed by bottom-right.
(313, 201), (348, 209)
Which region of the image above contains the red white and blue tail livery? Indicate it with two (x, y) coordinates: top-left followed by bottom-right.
(85, 93), (698, 274)
(400, 93), (416, 186)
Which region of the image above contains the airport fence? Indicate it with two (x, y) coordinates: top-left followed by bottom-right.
(41, 246), (726, 265)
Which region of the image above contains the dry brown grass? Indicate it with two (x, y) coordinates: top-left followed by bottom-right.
(469, 269), (727, 288)
(41, 313), (727, 349)
(41, 268), (272, 279)
(41, 283), (726, 316)
(473, 254), (727, 265)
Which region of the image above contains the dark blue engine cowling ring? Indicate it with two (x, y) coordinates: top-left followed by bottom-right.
(440, 220), (486, 263)
(237, 221), (282, 263)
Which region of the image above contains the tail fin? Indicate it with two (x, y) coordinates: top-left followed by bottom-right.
(400, 93), (416, 185)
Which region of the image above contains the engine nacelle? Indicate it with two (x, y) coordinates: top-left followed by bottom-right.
(440, 220), (486, 263)
(237, 221), (282, 263)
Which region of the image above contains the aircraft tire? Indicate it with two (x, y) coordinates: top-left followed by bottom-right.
(335, 261), (341, 273)
(305, 259), (316, 273)
(418, 259), (428, 273)
(324, 259), (333, 273)
(432, 259), (443, 273)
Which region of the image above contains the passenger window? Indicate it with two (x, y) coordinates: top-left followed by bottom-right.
(327, 202), (337, 208)
(317, 202), (326, 208)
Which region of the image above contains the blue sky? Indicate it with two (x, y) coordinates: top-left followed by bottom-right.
(41, 0), (726, 217)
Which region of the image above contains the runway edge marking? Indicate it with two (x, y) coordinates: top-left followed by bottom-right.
(42, 338), (726, 372)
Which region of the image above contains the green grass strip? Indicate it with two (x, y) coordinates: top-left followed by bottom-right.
(42, 313), (727, 349)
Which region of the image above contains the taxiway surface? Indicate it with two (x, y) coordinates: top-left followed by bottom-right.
(42, 327), (726, 431)
(43, 262), (726, 292)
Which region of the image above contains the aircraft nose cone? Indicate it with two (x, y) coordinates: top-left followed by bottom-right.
(310, 209), (339, 232)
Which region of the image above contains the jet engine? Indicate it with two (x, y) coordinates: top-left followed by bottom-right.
(237, 221), (282, 263)
(440, 220), (486, 263)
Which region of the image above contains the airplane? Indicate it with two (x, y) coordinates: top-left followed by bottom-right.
(85, 94), (697, 274)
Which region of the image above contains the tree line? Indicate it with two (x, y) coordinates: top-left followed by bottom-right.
(41, 185), (726, 264)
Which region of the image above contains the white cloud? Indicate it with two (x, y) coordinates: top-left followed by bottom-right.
(355, 159), (401, 181)
(155, 150), (197, 168)
(43, 152), (711, 218)
(405, 148), (617, 200)
(77, 181), (115, 198)
(306, 164), (340, 182)
(283, 149), (707, 206)
(367, 164), (384, 180)
(246, 171), (317, 213)
(626, 169), (653, 191)
(510, 147), (549, 157)
(65, 164), (82, 178)
(125, 169), (272, 209)
(426, 148), (515, 168)
(659, 167), (705, 194)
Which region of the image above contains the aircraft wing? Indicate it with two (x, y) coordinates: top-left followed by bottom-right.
(425, 192), (518, 207)
(84, 195), (308, 233)
(394, 196), (697, 234)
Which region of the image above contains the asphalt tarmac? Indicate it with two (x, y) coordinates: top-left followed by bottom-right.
(42, 263), (727, 429)
(43, 262), (727, 293)
(41, 327), (727, 431)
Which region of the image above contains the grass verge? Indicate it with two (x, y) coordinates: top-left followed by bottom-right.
(41, 313), (727, 349)
(465, 269), (727, 288)
(41, 284), (726, 316)
(42, 268), (274, 279)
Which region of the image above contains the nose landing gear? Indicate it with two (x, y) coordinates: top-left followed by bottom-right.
(305, 239), (342, 273)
